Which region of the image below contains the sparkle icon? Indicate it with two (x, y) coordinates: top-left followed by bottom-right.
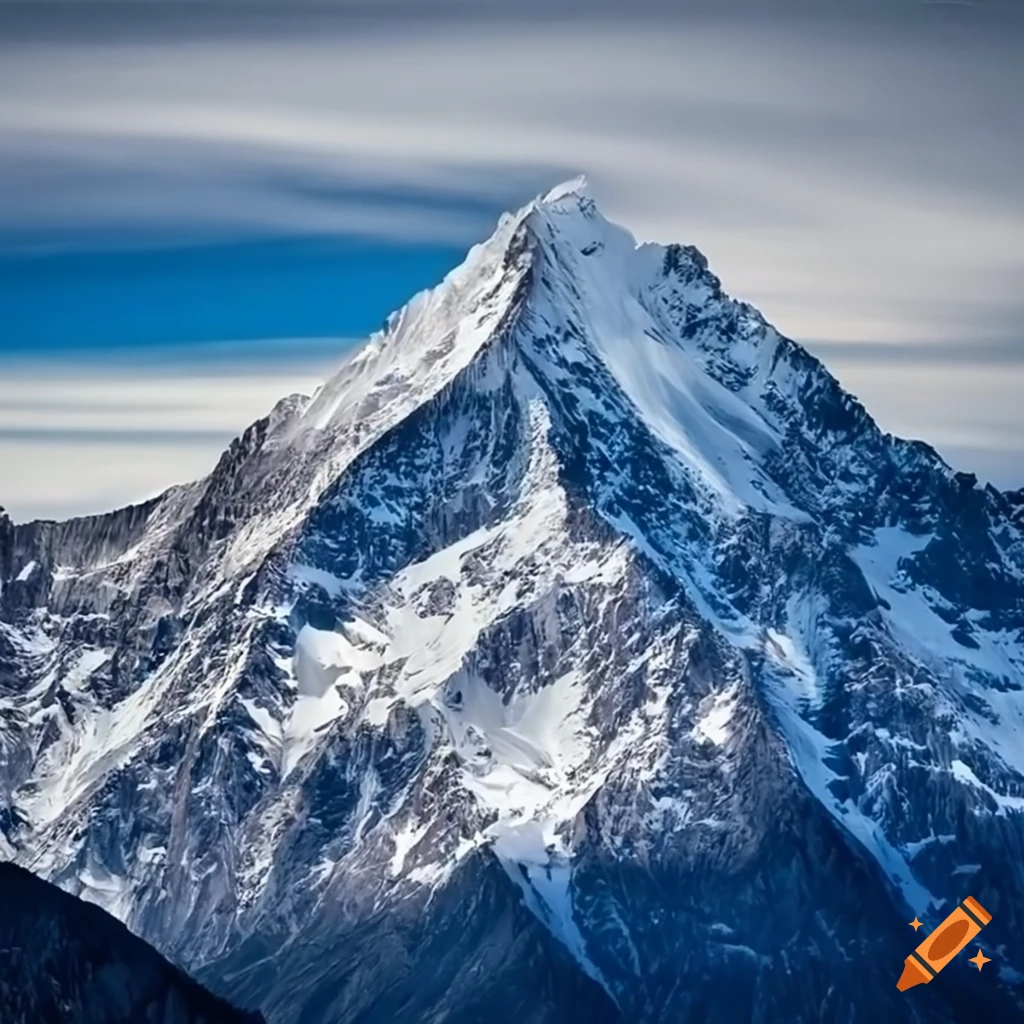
(909, 918), (923, 931)
(969, 949), (991, 972)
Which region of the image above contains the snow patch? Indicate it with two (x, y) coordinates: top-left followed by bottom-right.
(390, 819), (432, 876)
(60, 649), (111, 693)
(692, 687), (738, 746)
(950, 758), (1024, 813)
(294, 622), (380, 698)
(282, 689), (346, 778)
(541, 175), (589, 204)
(290, 563), (348, 598)
(77, 859), (130, 921)
(493, 831), (612, 1001)
(951, 863), (981, 875)
(765, 625), (820, 707)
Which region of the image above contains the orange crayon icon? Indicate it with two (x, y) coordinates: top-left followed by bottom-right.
(897, 895), (992, 992)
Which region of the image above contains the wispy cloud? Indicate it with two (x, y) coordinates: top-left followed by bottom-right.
(2, 7), (1021, 348)
(0, 350), (339, 521)
(1, 1), (1022, 515)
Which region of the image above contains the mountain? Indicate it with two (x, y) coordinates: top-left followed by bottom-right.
(1, 178), (1023, 1023)
(0, 861), (263, 1024)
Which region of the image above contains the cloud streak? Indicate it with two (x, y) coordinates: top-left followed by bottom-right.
(1, 1), (1021, 515)
(0, 353), (337, 521)
(3, 9), (1021, 345)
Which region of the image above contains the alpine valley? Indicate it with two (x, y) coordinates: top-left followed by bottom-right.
(2, 181), (1023, 1023)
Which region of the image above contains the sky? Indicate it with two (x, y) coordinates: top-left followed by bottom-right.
(1, 0), (1022, 521)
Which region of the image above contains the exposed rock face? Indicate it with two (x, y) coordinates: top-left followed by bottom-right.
(1, 182), (1022, 1022)
(0, 862), (264, 1024)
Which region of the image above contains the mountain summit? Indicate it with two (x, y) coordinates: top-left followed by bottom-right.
(2, 182), (1022, 1022)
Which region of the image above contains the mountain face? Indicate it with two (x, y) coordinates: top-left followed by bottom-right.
(1, 179), (1023, 1023)
(0, 862), (263, 1024)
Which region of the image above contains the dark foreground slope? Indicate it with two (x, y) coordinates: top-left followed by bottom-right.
(0, 862), (264, 1024)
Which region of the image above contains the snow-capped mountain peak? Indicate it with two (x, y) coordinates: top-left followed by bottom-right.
(2, 184), (1022, 1023)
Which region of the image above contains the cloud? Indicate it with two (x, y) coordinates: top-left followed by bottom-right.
(0, 351), (338, 521)
(0, 1), (1022, 513)
(821, 354), (1024, 484)
(806, 338), (1024, 366)
(2, 9), (1021, 347)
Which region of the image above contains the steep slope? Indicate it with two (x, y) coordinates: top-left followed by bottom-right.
(1, 180), (1022, 1022)
(0, 862), (263, 1024)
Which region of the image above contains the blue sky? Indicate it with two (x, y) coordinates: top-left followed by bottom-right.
(0, 236), (466, 353)
(1, 0), (1022, 519)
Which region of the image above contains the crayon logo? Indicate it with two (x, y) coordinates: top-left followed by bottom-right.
(897, 896), (992, 992)
(928, 920), (968, 961)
